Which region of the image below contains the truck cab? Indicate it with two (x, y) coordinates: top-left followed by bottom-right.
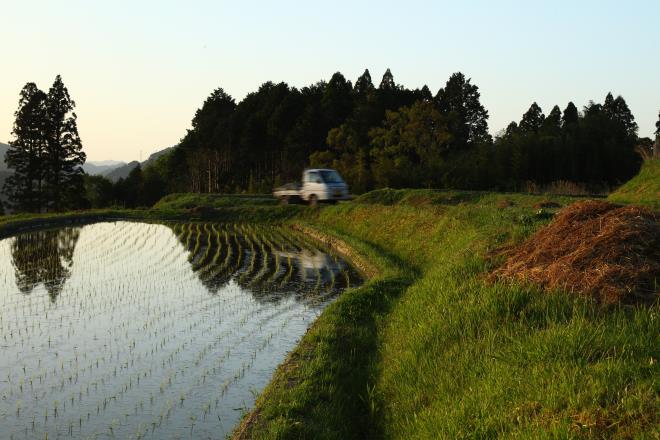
(273, 168), (350, 205)
(301, 169), (349, 204)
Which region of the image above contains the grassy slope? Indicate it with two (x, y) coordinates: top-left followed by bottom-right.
(238, 190), (658, 439)
(609, 158), (660, 210)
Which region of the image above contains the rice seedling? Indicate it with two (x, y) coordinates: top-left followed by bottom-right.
(0, 220), (359, 438)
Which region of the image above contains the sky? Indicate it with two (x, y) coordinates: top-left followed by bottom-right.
(1, 0), (659, 162)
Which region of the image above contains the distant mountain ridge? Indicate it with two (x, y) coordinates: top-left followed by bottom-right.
(82, 161), (127, 176)
(0, 144), (176, 203)
(105, 161), (140, 181)
(104, 146), (175, 182)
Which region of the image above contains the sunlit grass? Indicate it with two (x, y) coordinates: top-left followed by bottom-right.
(609, 158), (660, 209)
(238, 190), (658, 439)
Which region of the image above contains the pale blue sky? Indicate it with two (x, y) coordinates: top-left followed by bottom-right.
(1, 0), (658, 161)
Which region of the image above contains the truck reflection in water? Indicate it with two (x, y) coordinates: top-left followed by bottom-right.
(172, 223), (362, 304)
(278, 248), (347, 284)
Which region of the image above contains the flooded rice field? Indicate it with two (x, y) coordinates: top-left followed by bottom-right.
(0, 221), (360, 439)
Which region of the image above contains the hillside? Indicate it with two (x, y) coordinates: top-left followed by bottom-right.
(104, 146), (175, 182)
(82, 160), (126, 176)
(609, 158), (660, 210)
(105, 160), (140, 181)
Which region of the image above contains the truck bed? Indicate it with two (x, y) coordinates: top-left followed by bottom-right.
(273, 182), (301, 196)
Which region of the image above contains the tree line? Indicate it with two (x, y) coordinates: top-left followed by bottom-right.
(4, 70), (658, 212)
(121, 68), (652, 202)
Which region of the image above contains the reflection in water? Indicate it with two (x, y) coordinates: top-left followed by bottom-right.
(170, 223), (359, 302)
(6, 222), (360, 305)
(10, 227), (80, 301)
(0, 221), (361, 439)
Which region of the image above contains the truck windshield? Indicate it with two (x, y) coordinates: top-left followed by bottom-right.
(319, 170), (343, 184)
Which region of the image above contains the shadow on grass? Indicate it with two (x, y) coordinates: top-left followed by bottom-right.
(236, 274), (412, 439)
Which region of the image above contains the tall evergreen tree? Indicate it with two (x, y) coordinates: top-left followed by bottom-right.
(378, 68), (396, 90)
(562, 102), (579, 126)
(44, 75), (86, 210)
(603, 93), (638, 136)
(546, 105), (562, 126)
(580, 99), (639, 183)
(434, 72), (490, 147)
(354, 69), (375, 95)
(2, 83), (48, 212)
(418, 85), (433, 102)
(542, 105), (562, 134)
(504, 121), (519, 137)
(603, 92), (615, 113)
(322, 73), (354, 130)
(519, 102), (545, 133)
(655, 110), (660, 137)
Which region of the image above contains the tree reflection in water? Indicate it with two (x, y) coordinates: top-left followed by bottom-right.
(170, 223), (361, 302)
(10, 227), (81, 301)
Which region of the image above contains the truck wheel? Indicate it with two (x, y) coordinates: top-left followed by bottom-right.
(308, 194), (318, 206)
(279, 196), (289, 205)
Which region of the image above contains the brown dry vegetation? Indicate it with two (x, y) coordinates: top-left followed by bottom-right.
(492, 200), (660, 304)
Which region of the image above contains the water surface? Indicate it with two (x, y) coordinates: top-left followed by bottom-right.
(0, 221), (360, 439)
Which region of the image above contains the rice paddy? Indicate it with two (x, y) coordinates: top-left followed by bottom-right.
(0, 221), (360, 439)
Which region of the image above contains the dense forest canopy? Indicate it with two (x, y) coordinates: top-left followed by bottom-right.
(141, 69), (645, 201)
(4, 70), (657, 212)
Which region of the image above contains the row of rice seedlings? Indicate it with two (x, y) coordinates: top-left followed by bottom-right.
(237, 224), (259, 284)
(255, 228), (283, 287)
(188, 224), (202, 262)
(207, 224), (246, 289)
(195, 224), (224, 275)
(193, 224), (215, 270)
(239, 224), (282, 290)
(197, 228), (234, 288)
(245, 225), (297, 291)
(248, 225), (272, 285)
(182, 224), (305, 296)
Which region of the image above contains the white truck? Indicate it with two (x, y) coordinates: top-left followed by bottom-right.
(273, 168), (350, 205)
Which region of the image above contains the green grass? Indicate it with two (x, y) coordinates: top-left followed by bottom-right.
(1, 190), (656, 439)
(237, 191), (658, 439)
(0, 202), (301, 238)
(609, 158), (660, 210)
(153, 192), (277, 210)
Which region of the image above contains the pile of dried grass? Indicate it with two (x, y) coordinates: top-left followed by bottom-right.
(492, 200), (659, 304)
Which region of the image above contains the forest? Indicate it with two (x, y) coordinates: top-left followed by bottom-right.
(3, 70), (659, 211)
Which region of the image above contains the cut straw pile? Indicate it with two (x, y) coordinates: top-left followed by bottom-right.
(492, 200), (659, 304)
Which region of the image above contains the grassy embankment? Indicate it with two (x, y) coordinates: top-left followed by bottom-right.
(609, 158), (660, 210)
(0, 195), (299, 238)
(234, 189), (658, 439)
